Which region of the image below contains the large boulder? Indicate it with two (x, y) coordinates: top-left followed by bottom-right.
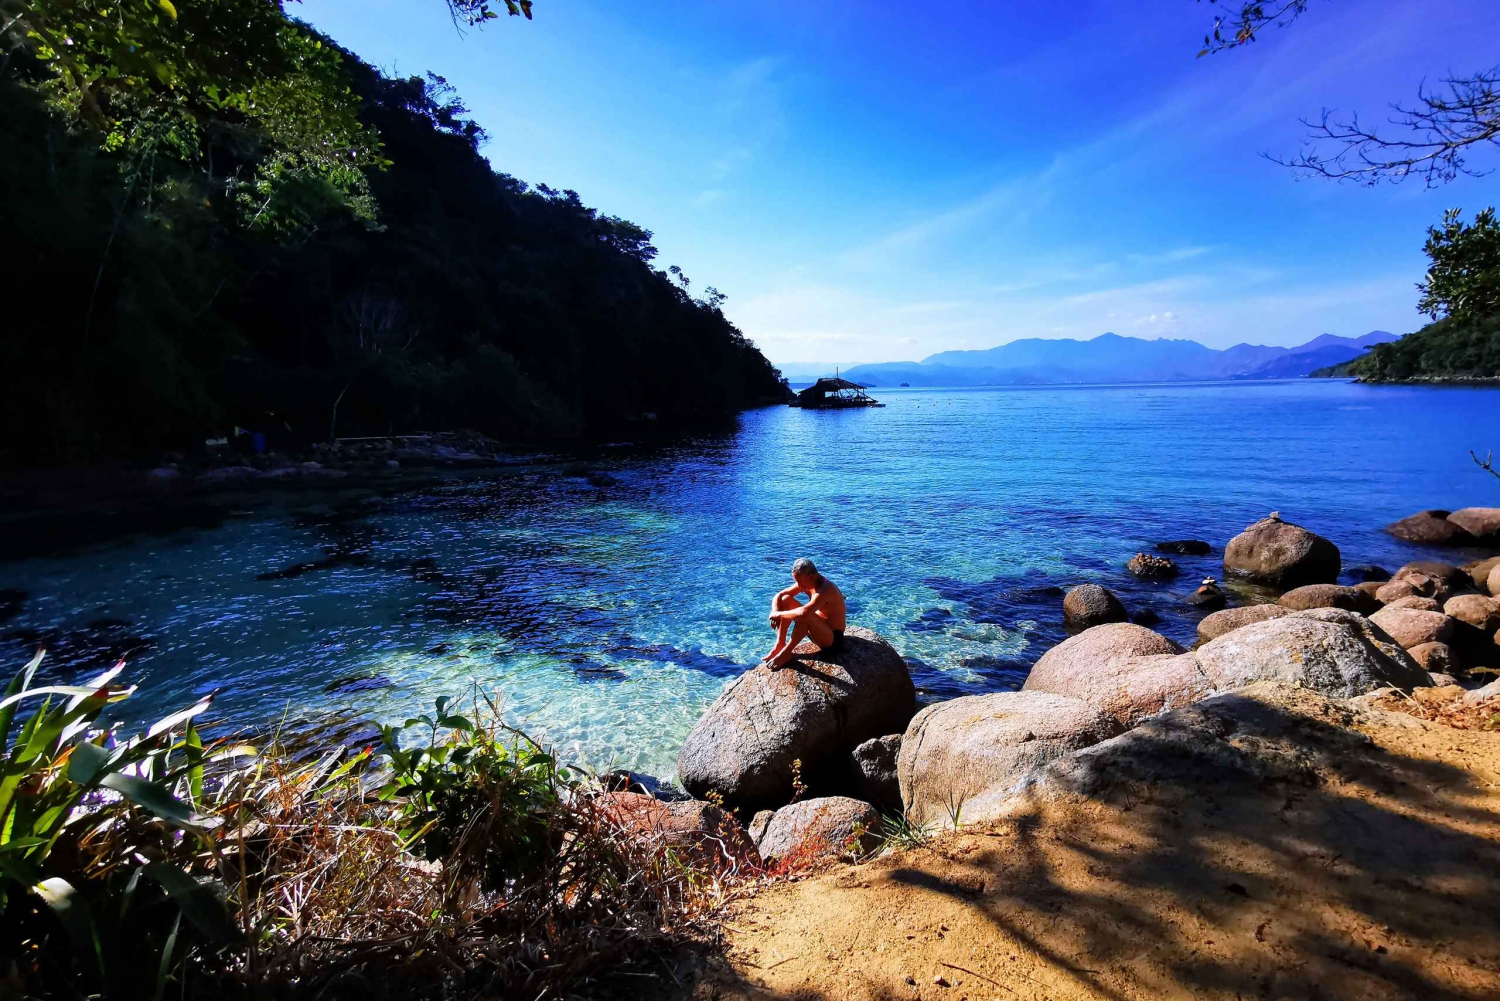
(599, 793), (761, 872)
(850, 734), (902, 812)
(1278, 584), (1378, 614)
(1396, 561), (1472, 593)
(1369, 606), (1455, 650)
(1196, 604), (1290, 643)
(752, 796), (882, 862)
(1062, 584), (1128, 630)
(1385, 509), (1476, 546)
(1223, 516), (1340, 588)
(1492, 562), (1500, 599)
(1406, 642), (1457, 674)
(1028, 652), (1216, 728)
(1026, 622), (1184, 687)
(677, 627), (915, 810)
(1463, 556), (1500, 591)
(1444, 594), (1500, 635)
(1386, 595), (1442, 612)
(898, 691), (1121, 828)
(1022, 623), (1207, 727)
(1446, 507), (1500, 544)
(1194, 608), (1430, 698)
(1375, 565), (1460, 605)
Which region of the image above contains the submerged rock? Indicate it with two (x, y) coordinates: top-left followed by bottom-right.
(1345, 564), (1392, 583)
(1156, 539), (1211, 556)
(1127, 553), (1179, 579)
(897, 691), (1121, 828)
(676, 627), (914, 811)
(1062, 584), (1128, 630)
(1385, 510), (1476, 546)
(752, 796), (882, 861)
(1196, 604), (1291, 643)
(1223, 515), (1340, 588)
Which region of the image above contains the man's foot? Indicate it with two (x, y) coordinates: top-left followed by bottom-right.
(767, 648), (796, 670)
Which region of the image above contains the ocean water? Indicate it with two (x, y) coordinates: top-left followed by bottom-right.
(3, 380), (1497, 783)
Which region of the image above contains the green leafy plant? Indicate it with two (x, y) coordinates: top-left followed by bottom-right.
(876, 812), (936, 852)
(0, 648), (250, 997)
(1418, 207), (1500, 322)
(376, 694), (574, 898)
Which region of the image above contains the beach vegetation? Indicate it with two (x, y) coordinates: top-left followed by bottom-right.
(0, 652), (748, 998)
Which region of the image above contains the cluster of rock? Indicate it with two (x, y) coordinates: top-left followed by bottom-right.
(1386, 507), (1500, 547)
(674, 627), (915, 864)
(647, 510), (1499, 866)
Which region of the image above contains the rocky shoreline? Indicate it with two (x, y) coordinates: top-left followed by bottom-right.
(0, 432), (622, 561)
(605, 510), (1500, 874)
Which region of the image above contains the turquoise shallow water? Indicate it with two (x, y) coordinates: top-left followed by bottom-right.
(3, 380), (1497, 783)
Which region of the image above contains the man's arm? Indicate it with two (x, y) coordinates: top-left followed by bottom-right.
(772, 587), (823, 621)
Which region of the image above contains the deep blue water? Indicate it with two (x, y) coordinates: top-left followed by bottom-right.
(3, 380), (1497, 781)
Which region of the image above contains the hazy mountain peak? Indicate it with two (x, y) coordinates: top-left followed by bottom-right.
(838, 330), (1401, 388)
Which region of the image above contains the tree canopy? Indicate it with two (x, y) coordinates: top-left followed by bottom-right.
(1417, 207), (1500, 322)
(0, 3), (788, 464)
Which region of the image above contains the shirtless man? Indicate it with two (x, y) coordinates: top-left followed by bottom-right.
(762, 558), (848, 669)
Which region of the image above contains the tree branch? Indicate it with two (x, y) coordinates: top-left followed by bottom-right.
(1474, 450), (1500, 483)
(1269, 70), (1500, 187)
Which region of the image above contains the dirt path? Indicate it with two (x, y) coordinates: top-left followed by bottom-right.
(688, 684), (1500, 1001)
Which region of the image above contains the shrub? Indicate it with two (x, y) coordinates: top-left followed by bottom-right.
(0, 655), (750, 999)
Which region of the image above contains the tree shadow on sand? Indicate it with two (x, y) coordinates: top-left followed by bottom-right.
(691, 684), (1500, 1000)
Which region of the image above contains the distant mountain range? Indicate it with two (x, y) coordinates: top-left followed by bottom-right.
(788, 331), (1398, 387)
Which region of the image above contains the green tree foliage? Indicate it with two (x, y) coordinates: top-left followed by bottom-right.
(0, 10), (788, 464)
(1418, 208), (1500, 322)
(1337, 314), (1500, 381)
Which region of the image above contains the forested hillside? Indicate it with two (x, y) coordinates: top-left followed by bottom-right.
(1313, 315), (1500, 381)
(1, 9), (788, 466)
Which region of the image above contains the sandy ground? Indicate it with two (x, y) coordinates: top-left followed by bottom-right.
(683, 684), (1500, 1001)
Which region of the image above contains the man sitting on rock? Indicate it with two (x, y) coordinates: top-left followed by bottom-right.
(763, 558), (847, 670)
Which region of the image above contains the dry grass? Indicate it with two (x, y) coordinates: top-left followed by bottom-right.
(186, 751), (758, 999)
(1367, 686), (1500, 731)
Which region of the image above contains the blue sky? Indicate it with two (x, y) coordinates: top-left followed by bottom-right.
(299, 0), (1500, 367)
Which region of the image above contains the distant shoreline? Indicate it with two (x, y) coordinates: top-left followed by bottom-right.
(1352, 375), (1500, 386)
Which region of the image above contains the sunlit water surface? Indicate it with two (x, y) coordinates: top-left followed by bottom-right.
(3, 381), (1495, 783)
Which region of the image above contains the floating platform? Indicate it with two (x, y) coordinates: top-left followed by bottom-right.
(789, 377), (885, 409)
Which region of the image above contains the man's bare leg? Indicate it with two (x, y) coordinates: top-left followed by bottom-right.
(770, 614), (835, 669)
(763, 593), (799, 663)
